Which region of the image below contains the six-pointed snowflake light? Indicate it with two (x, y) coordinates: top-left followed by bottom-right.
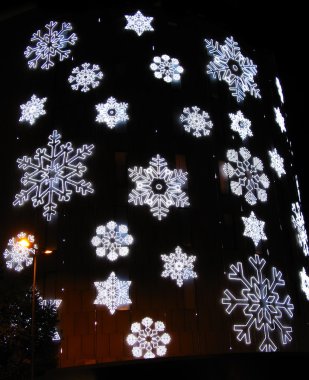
(180, 106), (213, 137)
(125, 10), (154, 36)
(299, 267), (309, 301)
(127, 317), (171, 359)
(161, 246), (197, 287)
(3, 232), (36, 272)
(24, 21), (77, 70)
(268, 148), (286, 178)
(274, 107), (286, 133)
(13, 130), (94, 221)
(19, 95), (47, 125)
(150, 54), (184, 83)
(229, 111), (253, 140)
(94, 272), (132, 314)
(223, 147), (270, 205)
(128, 154), (190, 220)
(91, 221), (133, 261)
(95, 97), (129, 129)
(291, 202), (309, 256)
(222, 254), (294, 352)
(275, 77), (284, 103)
(205, 36), (261, 102)
(68, 63), (103, 92)
(242, 211), (267, 247)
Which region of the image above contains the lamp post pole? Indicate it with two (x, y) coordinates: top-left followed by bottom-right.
(31, 250), (37, 380)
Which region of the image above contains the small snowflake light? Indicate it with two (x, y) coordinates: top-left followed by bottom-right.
(150, 54), (184, 83)
(91, 221), (133, 262)
(19, 95), (47, 125)
(222, 254), (294, 352)
(223, 147), (270, 205)
(161, 246), (197, 287)
(3, 232), (37, 272)
(13, 130), (94, 221)
(274, 107), (286, 133)
(291, 202), (309, 256)
(95, 97), (129, 129)
(68, 63), (103, 92)
(94, 272), (131, 315)
(205, 36), (261, 102)
(127, 317), (171, 359)
(275, 77), (284, 103)
(125, 10), (154, 36)
(24, 21), (77, 70)
(228, 111), (253, 140)
(268, 148), (286, 178)
(180, 106), (213, 138)
(299, 267), (309, 300)
(242, 211), (267, 247)
(128, 154), (190, 220)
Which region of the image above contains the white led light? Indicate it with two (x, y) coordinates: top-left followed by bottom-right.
(228, 111), (253, 140)
(180, 106), (213, 138)
(19, 95), (47, 125)
(275, 77), (284, 103)
(125, 10), (154, 36)
(68, 63), (103, 92)
(299, 267), (309, 300)
(3, 232), (36, 272)
(268, 148), (286, 178)
(292, 202), (309, 256)
(274, 107), (286, 133)
(242, 211), (267, 247)
(150, 54), (184, 83)
(95, 97), (129, 129)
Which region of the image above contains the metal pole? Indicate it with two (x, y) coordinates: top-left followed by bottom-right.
(31, 252), (37, 380)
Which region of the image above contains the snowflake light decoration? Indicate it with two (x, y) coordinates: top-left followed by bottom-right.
(299, 268), (309, 300)
(228, 111), (253, 140)
(3, 232), (36, 272)
(179, 106), (213, 138)
(274, 107), (286, 133)
(94, 272), (131, 315)
(150, 54), (184, 83)
(161, 246), (197, 287)
(223, 147), (270, 205)
(125, 10), (154, 36)
(68, 63), (103, 92)
(13, 130), (94, 221)
(19, 95), (47, 125)
(127, 317), (171, 359)
(242, 211), (267, 247)
(91, 221), (133, 262)
(292, 202), (309, 256)
(205, 36), (261, 102)
(95, 97), (129, 129)
(222, 254), (294, 352)
(24, 21), (77, 70)
(268, 148), (286, 178)
(275, 77), (284, 103)
(128, 154), (190, 220)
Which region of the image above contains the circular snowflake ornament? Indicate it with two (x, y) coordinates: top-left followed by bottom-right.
(95, 97), (129, 129)
(180, 106), (213, 138)
(19, 94), (47, 125)
(68, 63), (103, 92)
(127, 317), (171, 359)
(150, 54), (184, 83)
(3, 232), (37, 272)
(228, 111), (253, 140)
(91, 221), (133, 261)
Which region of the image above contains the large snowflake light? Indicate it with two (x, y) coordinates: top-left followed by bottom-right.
(268, 148), (286, 178)
(91, 221), (133, 262)
(222, 254), (294, 352)
(68, 63), (103, 92)
(242, 211), (267, 247)
(179, 106), (213, 138)
(13, 130), (94, 221)
(161, 246), (197, 287)
(274, 107), (286, 133)
(127, 317), (171, 359)
(128, 154), (190, 220)
(299, 268), (309, 300)
(275, 77), (284, 103)
(205, 36), (261, 102)
(3, 232), (36, 272)
(24, 21), (77, 70)
(150, 54), (184, 83)
(19, 95), (47, 125)
(228, 111), (253, 140)
(95, 97), (129, 129)
(94, 272), (131, 315)
(125, 10), (154, 36)
(223, 147), (270, 205)
(291, 202), (309, 256)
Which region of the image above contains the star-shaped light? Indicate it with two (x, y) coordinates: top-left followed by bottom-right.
(242, 211), (267, 247)
(228, 111), (253, 140)
(125, 10), (154, 36)
(268, 148), (286, 178)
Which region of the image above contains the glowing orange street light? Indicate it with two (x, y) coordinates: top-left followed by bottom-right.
(19, 238), (31, 248)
